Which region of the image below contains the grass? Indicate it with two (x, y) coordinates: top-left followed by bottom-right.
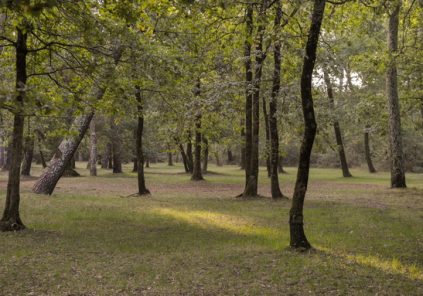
(0, 162), (422, 295)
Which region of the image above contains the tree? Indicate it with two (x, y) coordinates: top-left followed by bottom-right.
(386, 1), (406, 188)
(289, 0), (326, 250)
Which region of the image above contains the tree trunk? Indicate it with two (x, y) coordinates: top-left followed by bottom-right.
(89, 115), (97, 176)
(39, 144), (47, 168)
(186, 131), (194, 173)
(1, 28), (27, 231)
(135, 86), (150, 195)
(132, 158), (138, 172)
(0, 131), (5, 168)
(323, 70), (352, 178)
(167, 144), (173, 166)
(102, 143), (111, 169)
(243, 4), (254, 187)
(262, 87), (271, 178)
(243, 1), (268, 198)
(278, 156), (287, 174)
(202, 137), (208, 173)
(177, 140), (190, 173)
(386, 2), (406, 188)
(21, 134), (34, 176)
(145, 156), (150, 168)
(110, 118), (123, 174)
(2, 142), (12, 171)
(192, 80), (204, 181)
(32, 113), (94, 194)
(240, 120), (246, 169)
(269, 0), (285, 199)
(227, 148), (233, 164)
(364, 125), (377, 173)
(289, 0), (326, 250)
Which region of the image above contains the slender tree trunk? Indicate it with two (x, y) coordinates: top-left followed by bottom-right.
(145, 156), (150, 168)
(39, 144), (47, 168)
(186, 132), (194, 173)
(323, 70), (352, 177)
(1, 28), (27, 231)
(364, 125), (377, 173)
(243, 1), (268, 197)
(167, 144), (173, 166)
(0, 132), (5, 168)
(227, 148), (233, 164)
(202, 137), (208, 174)
(89, 115), (97, 176)
(177, 140), (190, 173)
(243, 4), (254, 187)
(289, 0), (326, 250)
(102, 143), (111, 169)
(262, 89), (271, 178)
(269, 0), (285, 199)
(192, 81), (204, 181)
(135, 86), (150, 195)
(110, 118), (123, 174)
(240, 120), (246, 169)
(386, 1), (406, 188)
(2, 142), (12, 171)
(278, 156), (287, 174)
(21, 134), (34, 176)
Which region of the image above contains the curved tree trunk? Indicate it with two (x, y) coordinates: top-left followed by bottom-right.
(386, 2), (406, 188)
(364, 125), (377, 173)
(269, 0), (285, 199)
(135, 86), (150, 195)
(21, 135), (34, 176)
(289, 0), (326, 250)
(323, 70), (352, 178)
(89, 115), (97, 176)
(1, 28), (27, 231)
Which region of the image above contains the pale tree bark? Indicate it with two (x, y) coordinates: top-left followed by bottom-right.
(386, 1), (406, 188)
(289, 0), (326, 250)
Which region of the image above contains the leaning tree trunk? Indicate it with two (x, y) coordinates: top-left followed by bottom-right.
(21, 134), (34, 176)
(1, 28), (27, 231)
(135, 86), (150, 195)
(202, 136), (209, 174)
(89, 115), (97, 176)
(289, 0), (326, 250)
(386, 1), (406, 188)
(364, 125), (377, 173)
(323, 70), (352, 178)
(32, 113), (94, 194)
(269, 0), (285, 199)
(110, 118), (123, 174)
(177, 140), (190, 173)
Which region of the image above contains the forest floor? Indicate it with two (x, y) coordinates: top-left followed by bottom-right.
(0, 163), (422, 295)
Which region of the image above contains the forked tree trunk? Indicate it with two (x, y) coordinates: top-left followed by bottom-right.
(1, 28), (27, 231)
(323, 70), (352, 178)
(202, 137), (208, 173)
(21, 135), (34, 176)
(269, 0), (285, 199)
(89, 115), (97, 176)
(386, 1), (406, 188)
(364, 125), (377, 173)
(135, 86), (150, 195)
(32, 113), (95, 194)
(289, 0), (326, 250)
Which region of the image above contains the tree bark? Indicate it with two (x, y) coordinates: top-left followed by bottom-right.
(202, 137), (209, 174)
(167, 144), (173, 166)
(176, 139), (190, 173)
(243, 4), (254, 187)
(135, 86), (150, 195)
(2, 142), (12, 171)
(289, 0), (326, 250)
(39, 144), (47, 168)
(192, 80), (204, 181)
(227, 148), (233, 164)
(386, 1), (406, 188)
(21, 134), (34, 176)
(1, 28), (27, 231)
(110, 118), (123, 174)
(269, 0), (285, 199)
(323, 70), (352, 178)
(102, 143), (111, 169)
(243, 1), (268, 197)
(186, 131), (194, 173)
(89, 115), (97, 176)
(364, 125), (377, 173)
